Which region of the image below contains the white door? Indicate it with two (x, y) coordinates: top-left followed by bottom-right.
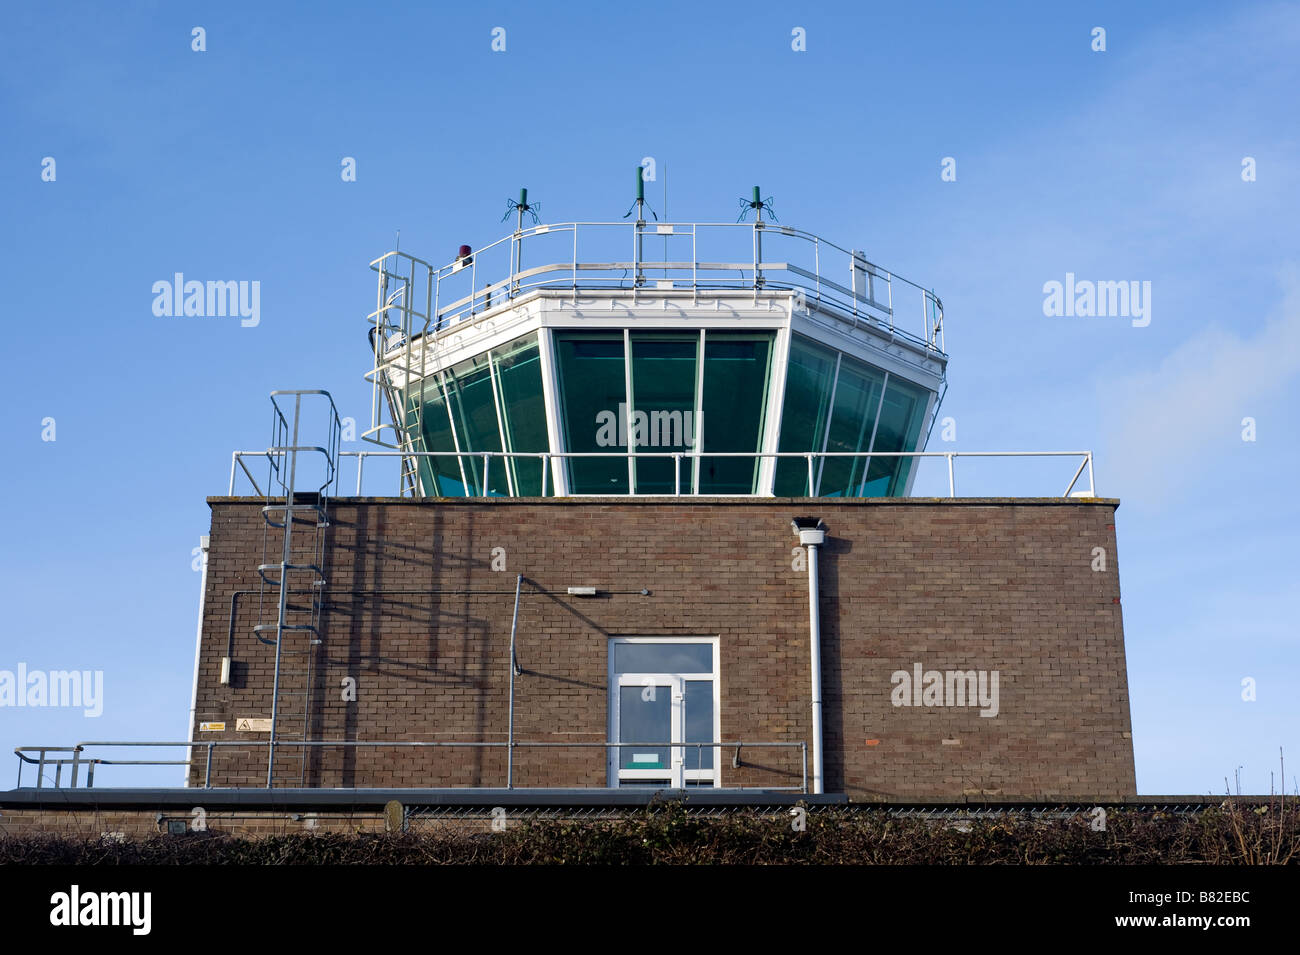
(614, 674), (679, 787)
(609, 639), (719, 788)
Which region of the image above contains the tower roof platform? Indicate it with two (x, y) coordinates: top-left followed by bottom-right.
(364, 211), (951, 500)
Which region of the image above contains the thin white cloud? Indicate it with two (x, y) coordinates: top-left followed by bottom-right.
(1096, 265), (1300, 499)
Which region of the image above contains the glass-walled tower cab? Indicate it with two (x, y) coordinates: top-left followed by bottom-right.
(366, 219), (947, 499)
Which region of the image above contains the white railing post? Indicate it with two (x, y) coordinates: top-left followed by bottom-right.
(947, 453), (956, 497)
(814, 237), (821, 305)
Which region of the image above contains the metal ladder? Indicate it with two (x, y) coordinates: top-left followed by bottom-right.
(253, 391), (341, 787)
(367, 252), (432, 498)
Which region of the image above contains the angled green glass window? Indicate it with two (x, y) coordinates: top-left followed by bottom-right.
(403, 376), (469, 497)
(773, 337), (837, 496)
(555, 333), (627, 494)
(491, 334), (547, 496)
(698, 332), (773, 494)
(816, 356), (885, 497)
(629, 335), (698, 494)
(861, 376), (929, 496)
(443, 353), (505, 496)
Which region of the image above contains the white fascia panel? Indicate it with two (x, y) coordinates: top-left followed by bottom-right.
(791, 308), (946, 394)
(388, 303), (544, 388)
(537, 292), (794, 331)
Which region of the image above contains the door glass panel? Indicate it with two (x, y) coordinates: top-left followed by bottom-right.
(618, 685), (671, 771)
(614, 642), (712, 674)
(683, 680), (714, 771)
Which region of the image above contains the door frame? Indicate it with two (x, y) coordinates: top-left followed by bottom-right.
(607, 637), (721, 788)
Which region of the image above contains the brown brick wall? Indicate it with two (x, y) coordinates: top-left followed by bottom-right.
(187, 497), (1135, 798)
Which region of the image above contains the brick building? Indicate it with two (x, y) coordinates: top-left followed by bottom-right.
(176, 203), (1137, 798)
(190, 495), (1135, 797)
(8, 200), (1137, 805)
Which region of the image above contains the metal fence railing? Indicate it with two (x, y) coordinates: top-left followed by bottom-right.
(367, 221), (945, 355)
(14, 740), (808, 793)
(228, 449), (1096, 500)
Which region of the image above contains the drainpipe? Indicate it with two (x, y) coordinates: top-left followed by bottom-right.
(792, 519), (826, 794)
(185, 535), (210, 787)
(506, 574), (523, 788)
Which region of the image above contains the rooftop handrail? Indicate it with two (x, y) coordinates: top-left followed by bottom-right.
(14, 739), (808, 793)
(366, 220), (945, 356)
(229, 449), (1096, 500)
(262, 390), (344, 499)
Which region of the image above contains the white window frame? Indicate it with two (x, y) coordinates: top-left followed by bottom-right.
(607, 637), (721, 789)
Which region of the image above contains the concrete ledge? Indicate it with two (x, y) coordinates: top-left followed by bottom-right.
(0, 788), (846, 811)
(208, 496), (1120, 508)
(0, 789), (1251, 812)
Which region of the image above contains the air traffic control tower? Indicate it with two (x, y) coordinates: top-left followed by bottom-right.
(193, 181), (1125, 798)
(363, 184), (948, 502)
(11, 180), (1134, 808)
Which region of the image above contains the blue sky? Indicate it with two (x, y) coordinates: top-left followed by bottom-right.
(1, 1), (1296, 794)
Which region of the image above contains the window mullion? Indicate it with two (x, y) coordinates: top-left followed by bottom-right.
(487, 351), (515, 497)
(814, 353), (842, 496)
(858, 370), (890, 496)
(624, 329), (635, 494)
(692, 329), (704, 495)
(672, 675), (685, 788)
(438, 373), (470, 496)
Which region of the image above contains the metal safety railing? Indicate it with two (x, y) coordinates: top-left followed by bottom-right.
(361, 219), (948, 486)
(14, 740), (808, 793)
(230, 391), (342, 501)
(229, 449), (1096, 500)
(367, 220), (944, 353)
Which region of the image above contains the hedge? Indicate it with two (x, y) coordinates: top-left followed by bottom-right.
(2, 801), (1296, 864)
